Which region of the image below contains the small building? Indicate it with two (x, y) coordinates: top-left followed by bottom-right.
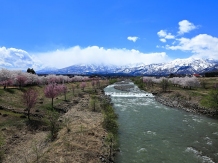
(193, 74), (201, 77)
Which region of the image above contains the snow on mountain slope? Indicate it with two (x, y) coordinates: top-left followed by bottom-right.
(34, 58), (218, 75)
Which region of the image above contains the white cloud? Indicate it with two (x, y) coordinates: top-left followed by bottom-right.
(165, 33), (175, 39)
(160, 38), (166, 43)
(35, 46), (171, 69)
(127, 36), (139, 42)
(157, 30), (175, 42)
(166, 34), (218, 59)
(178, 20), (197, 35)
(157, 30), (167, 37)
(0, 47), (42, 70)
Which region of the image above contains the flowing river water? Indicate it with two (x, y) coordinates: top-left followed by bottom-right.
(104, 83), (218, 163)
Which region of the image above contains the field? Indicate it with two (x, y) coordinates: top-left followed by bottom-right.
(0, 80), (117, 163)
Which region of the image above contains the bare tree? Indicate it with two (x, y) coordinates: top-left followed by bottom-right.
(160, 78), (170, 92)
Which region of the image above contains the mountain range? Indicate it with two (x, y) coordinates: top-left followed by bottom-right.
(36, 58), (218, 76)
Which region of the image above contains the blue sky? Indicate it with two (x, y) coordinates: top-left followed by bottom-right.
(0, 0), (218, 70)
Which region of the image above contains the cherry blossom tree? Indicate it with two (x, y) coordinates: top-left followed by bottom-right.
(16, 74), (27, 89)
(0, 79), (13, 89)
(80, 82), (86, 91)
(44, 83), (61, 108)
(169, 77), (181, 87)
(180, 76), (200, 89)
(23, 88), (38, 121)
(60, 84), (68, 101)
(0, 69), (12, 89)
(143, 77), (154, 88)
(26, 73), (39, 85)
(46, 75), (58, 84)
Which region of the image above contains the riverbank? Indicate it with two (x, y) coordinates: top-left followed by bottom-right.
(129, 78), (218, 118)
(0, 81), (116, 163)
(155, 93), (218, 118)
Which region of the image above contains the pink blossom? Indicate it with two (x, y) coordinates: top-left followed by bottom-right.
(80, 82), (86, 91)
(23, 88), (38, 120)
(44, 83), (61, 108)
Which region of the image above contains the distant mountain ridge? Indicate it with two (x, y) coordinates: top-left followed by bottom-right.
(36, 58), (218, 76)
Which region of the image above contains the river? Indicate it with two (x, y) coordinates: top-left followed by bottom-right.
(104, 83), (218, 163)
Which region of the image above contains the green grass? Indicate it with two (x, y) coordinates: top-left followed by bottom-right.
(0, 80), (108, 128)
(0, 115), (25, 129)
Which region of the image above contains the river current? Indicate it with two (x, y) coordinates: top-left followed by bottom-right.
(104, 83), (218, 163)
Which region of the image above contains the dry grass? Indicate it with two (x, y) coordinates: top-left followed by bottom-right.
(0, 80), (111, 163)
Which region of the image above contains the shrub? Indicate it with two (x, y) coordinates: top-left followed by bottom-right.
(46, 110), (60, 141)
(102, 106), (118, 135)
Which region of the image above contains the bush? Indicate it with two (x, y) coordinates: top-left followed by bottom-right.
(102, 106), (118, 135)
(103, 116), (118, 135)
(109, 79), (118, 85)
(201, 89), (218, 109)
(46, 110), (60, 141)
(132, 77), (144, 89)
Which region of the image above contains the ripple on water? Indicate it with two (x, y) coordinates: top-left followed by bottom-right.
(204, 137), (212, 146)
(120, 107), (127, 111)
(192, 118), (203, 123)
(114, 103), (122, 107)
(185, 147), (215, 163)
(105, 85), (218, 163)
(105, 85), (115, 88)
(144, 131), (156, 136)
(208, 122), (217, 126)
(212, 132), (218, 135)
(137, 148), (147, 153)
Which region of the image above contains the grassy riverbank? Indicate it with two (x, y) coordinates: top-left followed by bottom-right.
(0, 80), (118, 163)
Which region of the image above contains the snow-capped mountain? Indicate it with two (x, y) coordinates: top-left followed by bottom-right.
(36, 58), (218, 76)
(2, 46), (217, 76)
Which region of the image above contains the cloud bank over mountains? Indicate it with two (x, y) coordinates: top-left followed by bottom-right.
(0, 46), (170, 70)
(0, 20), (218, 70)
(35, 46), (169, 69)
